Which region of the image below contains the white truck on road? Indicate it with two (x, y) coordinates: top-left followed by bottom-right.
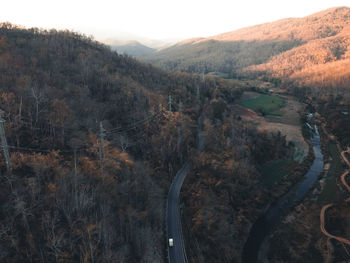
(168, 238), (174, 247)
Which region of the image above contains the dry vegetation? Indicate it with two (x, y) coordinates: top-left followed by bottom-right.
(233, 92), (308, 161)
(264, 117), (350, 262)
(0, 23), (297, 262)
(207, 7), (350, 43)
(2, 6), (350, 262)
(248, 26), (350, 90)
(145, 6), (350, 94)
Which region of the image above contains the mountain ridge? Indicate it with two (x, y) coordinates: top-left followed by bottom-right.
(144, 6), (350, 90)
(110, 40), (156, 57)
(207, 6), (350, 42)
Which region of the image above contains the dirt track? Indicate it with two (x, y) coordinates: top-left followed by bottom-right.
(320, 147), (350, 247)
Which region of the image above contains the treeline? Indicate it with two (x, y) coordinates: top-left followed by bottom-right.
(146, 39), (301, 74)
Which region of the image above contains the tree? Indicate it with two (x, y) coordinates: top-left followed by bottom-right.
(49, 99), (73, 145)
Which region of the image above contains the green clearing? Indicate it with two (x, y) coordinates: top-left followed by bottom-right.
(318, 143), (345, 204)
(238, 94), (285, 116)
(260, 159), (296, 188)
(207, 72), (230, 79)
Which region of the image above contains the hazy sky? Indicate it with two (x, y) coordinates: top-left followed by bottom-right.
(1, 0), (349, 42)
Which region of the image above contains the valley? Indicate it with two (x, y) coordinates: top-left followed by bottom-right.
(258, 115), (350, 262)
(0, 5), (350, 263)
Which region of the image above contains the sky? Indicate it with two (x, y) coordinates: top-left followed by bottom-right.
(1, 0), (349, 43)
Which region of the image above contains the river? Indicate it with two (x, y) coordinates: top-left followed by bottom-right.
(242, 125), (324, 263)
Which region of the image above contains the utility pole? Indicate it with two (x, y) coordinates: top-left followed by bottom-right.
(0, 109), (11, 171)
(177, 101), (183, 162)
(168, 95), (172, 119)
(196, 73), (204, 104)
(99, 121), (105, 177)
(196, 86), (200, 100)
(202, 72), (206, 90)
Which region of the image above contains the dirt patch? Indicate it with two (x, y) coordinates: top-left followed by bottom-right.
(231, 104), (259, 121)
(232, 93), (308, 161)
(265, 96), (302, 126)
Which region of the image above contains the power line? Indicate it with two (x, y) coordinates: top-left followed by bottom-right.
(105, 110), (162, 134)
(4, 145), (84, 153)
(0, 109), (165, 164)
(99, 122), (105, 177)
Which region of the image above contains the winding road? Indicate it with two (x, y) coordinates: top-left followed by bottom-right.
(167, 162), (190, 263)
(167, 118), (204, 263)
(320, 147), (350, 247)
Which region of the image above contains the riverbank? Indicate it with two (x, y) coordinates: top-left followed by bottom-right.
(233, 92), (309, 162)
(236, 94), (318, 263)
(263, 118), (350, 262)
(179, 94), (305, 262)
(242, 120), (323, 263)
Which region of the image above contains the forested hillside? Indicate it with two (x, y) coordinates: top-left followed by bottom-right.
(0, 22), (190, 263)
(145, 37), (301, 74)
(248, 18), (350, 90)
(144, 7), (350, 92)
(0, 23), (289, 262)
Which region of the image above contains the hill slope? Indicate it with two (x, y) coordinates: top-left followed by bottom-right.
(0, 22), (203, 263)
(145, 6), (350, 89)
(208, 7), (350, 42)
(247, 17), (350, 89)
(0, 23), (297, 263)
(110, 40), (156, 57)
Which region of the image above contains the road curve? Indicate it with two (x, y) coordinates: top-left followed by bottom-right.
(320, 204), (350, 246)
(320, 147), (350, 246)
(167, 162), (190, 263)
(341, 170), (350, 193)
(340, 148), (350, 193)
(341, 147), (350, 167)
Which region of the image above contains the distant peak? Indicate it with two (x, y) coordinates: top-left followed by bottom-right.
(120, 40), (142, 46)
(308, 6), (350, 17)
(170, 6), (350, 45)
(177, 37), (205, 45)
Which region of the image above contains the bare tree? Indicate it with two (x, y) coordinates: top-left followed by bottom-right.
(68, 137), (84, 177)
(116, 134), (130, 152)
(31, 86), (43, 125)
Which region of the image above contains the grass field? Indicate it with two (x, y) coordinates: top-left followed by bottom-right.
(238, 94), (285, 116)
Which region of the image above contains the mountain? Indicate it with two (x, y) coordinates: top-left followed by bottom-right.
(110, 40), (156, 57)
(246, 8), (350, 89)
(0, 22), (202, 262)
(145, 6), (350, 89)
(206, 7), (350, 42)
(0, 23), (299, 263)
(102, 34), (173, 49)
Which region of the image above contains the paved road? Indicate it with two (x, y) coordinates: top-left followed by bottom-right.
(167, 117), (204, 263)
(167, 162), (190, 263)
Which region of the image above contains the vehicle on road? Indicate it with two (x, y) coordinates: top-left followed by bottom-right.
(169, 238), (174, 247)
